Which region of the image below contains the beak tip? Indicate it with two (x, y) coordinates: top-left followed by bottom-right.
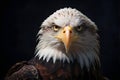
(65, 45), (70, 54)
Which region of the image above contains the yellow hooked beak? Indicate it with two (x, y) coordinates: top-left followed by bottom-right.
(55, 26), (78, 53)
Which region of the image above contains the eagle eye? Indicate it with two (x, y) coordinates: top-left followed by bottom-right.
(53, 25), (60, 32)
(76, 26), (83, 32)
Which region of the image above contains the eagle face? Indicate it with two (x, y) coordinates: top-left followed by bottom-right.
(36, 8), (99, 69)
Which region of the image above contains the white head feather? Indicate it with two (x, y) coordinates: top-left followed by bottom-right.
(35, 8), (100, 69)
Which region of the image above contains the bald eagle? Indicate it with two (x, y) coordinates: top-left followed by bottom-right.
(5, 8), (107, 80)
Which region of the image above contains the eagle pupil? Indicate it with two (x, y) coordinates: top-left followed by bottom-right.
(77, 26), (82, 31)
(53, 25), (60, 31)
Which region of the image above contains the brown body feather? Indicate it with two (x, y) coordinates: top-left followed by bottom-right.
(5, 57), (105, 80)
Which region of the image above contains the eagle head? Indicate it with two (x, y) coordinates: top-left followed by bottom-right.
(35, 8), (100, 69)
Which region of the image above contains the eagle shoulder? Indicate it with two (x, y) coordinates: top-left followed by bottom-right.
(5, 61), (40, 80)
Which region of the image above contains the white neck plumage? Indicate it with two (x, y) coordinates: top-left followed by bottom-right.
(35, 45), (100, 69)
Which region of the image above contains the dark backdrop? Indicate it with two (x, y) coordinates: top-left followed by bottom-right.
(1, 0), (119, 80)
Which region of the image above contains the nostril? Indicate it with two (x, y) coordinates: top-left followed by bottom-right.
(63, 31), (66, 33)
(70, 30), (72, 33)
(63, 30), (72, 33)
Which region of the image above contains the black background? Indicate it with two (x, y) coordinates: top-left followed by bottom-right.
(1, 0), (120, 80)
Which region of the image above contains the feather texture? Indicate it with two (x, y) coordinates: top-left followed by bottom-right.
(5, 8), (107, 80)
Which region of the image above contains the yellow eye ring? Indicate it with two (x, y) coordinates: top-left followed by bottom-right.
(77, 26), (83, 31)
(53, 25), (60, 31)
